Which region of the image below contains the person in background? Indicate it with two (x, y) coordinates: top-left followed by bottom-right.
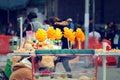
(116, 25), (120, 68)
(89, 29), (101, 43)
(66, 18), (75, 31)
(9, 57), (33, 80)
(5, 22), (14, 35)
(49, 17), (75, 78)
(117, 34), (120, 68)
(117, 26), (120, 49)
(105, 21), (116, 48)
(113, 30), (119, 49)
(42, 20), (50, 31)
(22, 18), (30, 37)
(27, 11), (43, 32)
(24, 12), (44, 41)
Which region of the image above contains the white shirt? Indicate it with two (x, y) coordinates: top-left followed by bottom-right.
(89, 31), (101, 41)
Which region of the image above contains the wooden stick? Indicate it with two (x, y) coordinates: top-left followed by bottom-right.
(78, 38), (81, 49)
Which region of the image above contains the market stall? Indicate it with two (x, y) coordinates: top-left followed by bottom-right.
(7, 49), (120, 80)
(8, 49), (97, 80)
(6, 25), (118, 80)
(34, 49), (96, 80)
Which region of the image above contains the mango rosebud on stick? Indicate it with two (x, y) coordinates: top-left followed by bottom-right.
(55, 28), (63, 40)
(63, 27), (75, 49)
(36, 28), (47, 42)
(63, 27), (72, 38)
(47, 26), (56, 41)
(75, 28), (85, 49)
(75, 28), (85, 42)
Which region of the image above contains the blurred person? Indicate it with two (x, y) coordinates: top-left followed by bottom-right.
(24, 12), (44, 41)
(27, 11), (43, 32)
(113, 33), (119, 49)
(117, 26), (120, 49)
(117, 35), (120, 68)
(5, 22), (14, 35)
(116, 25), (120, 67)
(9, 57), (32, 80)
(22, 18), (30, 37)
(66, 18), (75, 31)
(49, 17), (75, 78)
(117, 37), (120, 68)
(105, 21), (117, 48)
(17, 16), (31, 38)
(42, 19), (50, 31)
(112, 23), (120, 49)
(89, 29), (101, 43)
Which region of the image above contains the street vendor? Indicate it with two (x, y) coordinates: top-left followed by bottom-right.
(9, 55), (55, 80)
(9, 57), (32, 80)
(49, 17), (76, 78)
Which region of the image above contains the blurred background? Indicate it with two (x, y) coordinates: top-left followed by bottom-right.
(0, 0), (120, 34)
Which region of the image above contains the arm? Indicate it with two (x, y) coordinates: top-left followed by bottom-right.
(55, 21), (68, 26)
